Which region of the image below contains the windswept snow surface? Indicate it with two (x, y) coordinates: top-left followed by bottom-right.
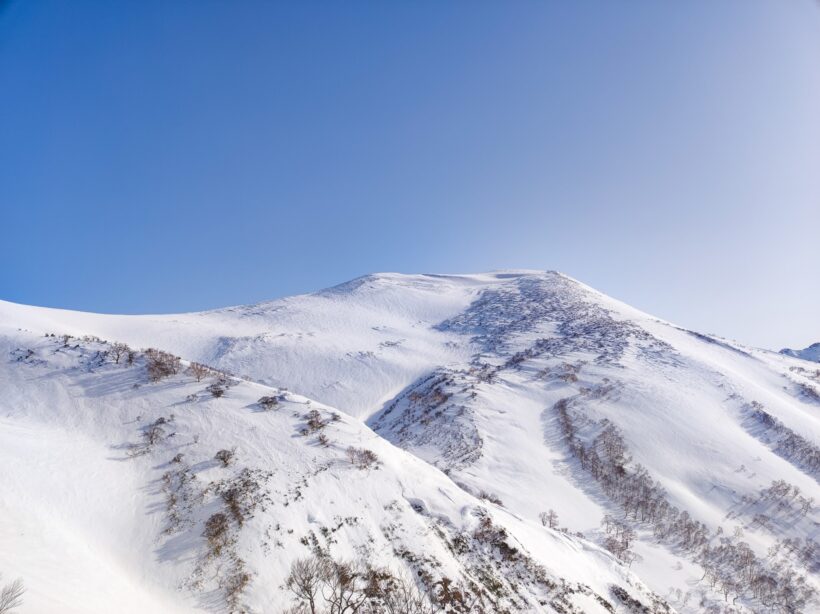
(1, 271), (817, 613)
(0, 273), (496, 418)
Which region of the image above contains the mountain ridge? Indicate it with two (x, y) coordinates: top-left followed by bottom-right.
(1, 271), (817, 613)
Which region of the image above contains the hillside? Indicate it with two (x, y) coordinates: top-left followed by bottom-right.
(0, 271), (817, 613)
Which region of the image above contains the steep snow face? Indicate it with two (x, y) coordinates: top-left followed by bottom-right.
(367, 274), (820, 612)
(781, 342), (820, 363)
(1, 270), (818, 613)
(0, 329), (664, 614)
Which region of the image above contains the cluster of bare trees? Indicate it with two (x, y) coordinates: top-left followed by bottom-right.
(145, 348), (182, 381)
(554, 396), (816, 611)
(285, 555), (439, 614)
(768, 537), (817, 574)
(601, 515), (641, 567)
(797, 382), (820, 403)
(744, 403), (820, 477)
(0, 575), (24, 614)
(109, 341), (136, 365)
(346, 447), (379, 470)
(758, 480), (814, 517)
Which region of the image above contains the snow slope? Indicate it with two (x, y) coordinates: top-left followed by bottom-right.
(1, 270), (817, 613)
(0, 327), (661, 614)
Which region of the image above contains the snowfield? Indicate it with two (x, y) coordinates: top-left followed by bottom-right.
(0, 271), (817, 613)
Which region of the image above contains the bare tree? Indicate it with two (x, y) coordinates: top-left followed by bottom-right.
(0, 576), (24, 614)
(377, 573), (441, 614)
(110, 342), (131, 364)
(188, 362), (210, 382)
(286, 557), (324, 614)
(320, 560), (368, 613)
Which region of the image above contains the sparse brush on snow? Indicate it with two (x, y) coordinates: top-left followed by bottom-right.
(0, 576), (24, 614)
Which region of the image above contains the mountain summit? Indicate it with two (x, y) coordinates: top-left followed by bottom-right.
(1, 271), (817, 613)
(780, 342), (820, 363)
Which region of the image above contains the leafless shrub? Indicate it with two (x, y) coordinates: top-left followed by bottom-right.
(305, 409), (326, 433)
(215, 448), (236, 467)
(539, 509), (559, 529)
(798, 382), (820, 403)
(207, 382), (226, 398)
(472, 515), (518, 561)
(144, 424), (166, 446)
(203, 513), (231, 557)
(478, 491), (503, 506)
(258, 395), (280, 410)
(346, 447), (379, 470)
(224, 566), (251, 609)
(317, 433), (330, 447)
(216, 468), (273, 526)
(0, 575), (24, 614)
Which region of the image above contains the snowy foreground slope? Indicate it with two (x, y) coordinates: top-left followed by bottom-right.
(0, 271), (818, 613)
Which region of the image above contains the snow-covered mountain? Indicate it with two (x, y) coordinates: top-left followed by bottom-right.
(781, 343), (820, 363)
(1, 271), (817, 613)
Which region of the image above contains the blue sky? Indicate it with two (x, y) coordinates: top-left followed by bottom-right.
(1, 1), (818, 349)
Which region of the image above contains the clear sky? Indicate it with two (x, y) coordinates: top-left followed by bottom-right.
(1, 1), (818, 350)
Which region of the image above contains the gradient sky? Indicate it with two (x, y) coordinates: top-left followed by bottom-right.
(1, 1), (818, 349)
